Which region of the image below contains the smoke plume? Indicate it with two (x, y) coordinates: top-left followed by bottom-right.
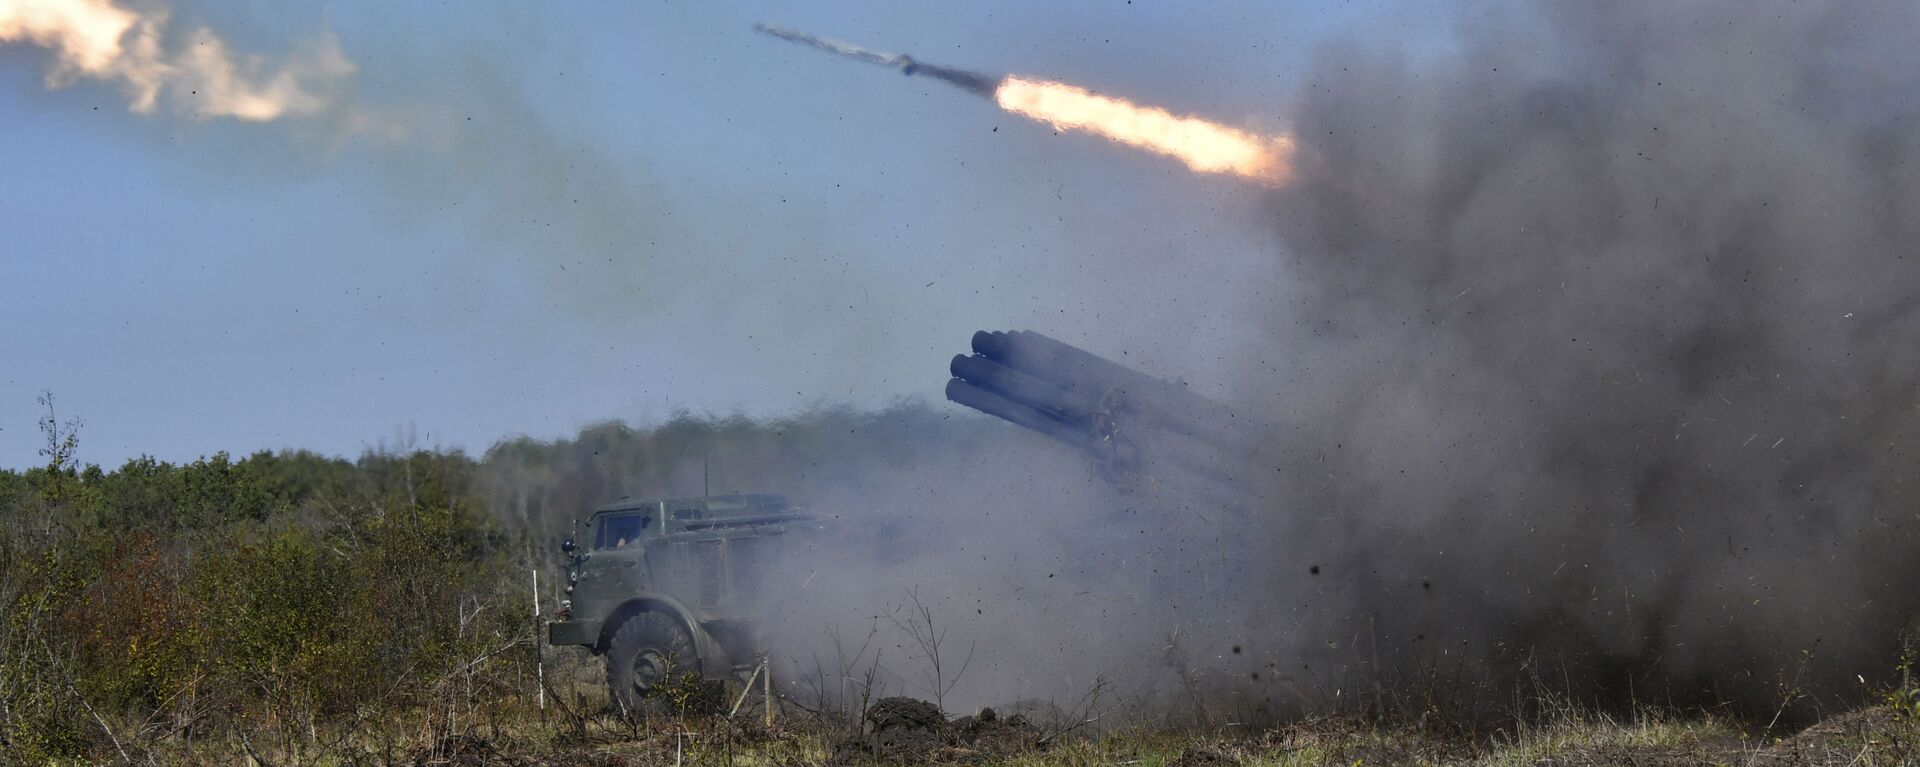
(755, 0), (1920, 723)
(1241, 0), (1920, 718)
(12, 0), (1919, 727)
(569, 3), (1920, 723)
(0, 0), (364, 124)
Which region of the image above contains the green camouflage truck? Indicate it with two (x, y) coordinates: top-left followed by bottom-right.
(549, 330), (1245, 712)
(546, 493), (816, 712)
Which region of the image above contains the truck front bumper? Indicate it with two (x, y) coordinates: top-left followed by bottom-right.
(547, 619), (598, 648)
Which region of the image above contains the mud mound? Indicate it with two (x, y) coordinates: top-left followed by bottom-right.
(830, 697), (1042, 764)
(1168, 745), (1236, 767)
(949, 706), (1043, 760)
(866, 696), (945, 733)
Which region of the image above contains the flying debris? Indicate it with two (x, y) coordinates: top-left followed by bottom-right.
(753, 24), (998, 98)
(755, 23), (1294, 183)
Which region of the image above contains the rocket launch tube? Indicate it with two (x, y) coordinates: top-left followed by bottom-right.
(968, 330), (1253, 451)
(952, 367), (1248, 511)
(949, 353), (1103, 425)
(952, 347), (1250, 478)
(971, 331), (1236, 421)
(944, 378), (1098, 452)
(948, 329), (1271, 512)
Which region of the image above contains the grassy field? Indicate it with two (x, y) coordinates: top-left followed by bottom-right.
(6, 411), (1917, 765)
(116, 680), (1918, 766)
(522, 708), (1913, 767)
(395, 706), (1915, 767)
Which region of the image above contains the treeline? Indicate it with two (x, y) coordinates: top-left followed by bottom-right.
(0, 400), (1001, 762)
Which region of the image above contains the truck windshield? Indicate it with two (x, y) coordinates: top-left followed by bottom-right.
(595, 513), (652, 550)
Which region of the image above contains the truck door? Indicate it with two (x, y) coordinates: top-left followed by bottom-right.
(584, 511), (653, 597)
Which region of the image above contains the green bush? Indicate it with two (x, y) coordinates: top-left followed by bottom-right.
(0, 405), (1003, 762)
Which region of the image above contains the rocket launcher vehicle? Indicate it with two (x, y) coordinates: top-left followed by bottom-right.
(946, 330), (1270, 513)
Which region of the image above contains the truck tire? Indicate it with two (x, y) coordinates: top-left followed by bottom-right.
(605, 611), (697, 716)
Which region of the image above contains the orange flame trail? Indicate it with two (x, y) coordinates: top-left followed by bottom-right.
(995, 76), (1293, 184)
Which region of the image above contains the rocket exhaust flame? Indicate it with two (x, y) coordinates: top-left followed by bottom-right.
(757, 23), (1294, 183)
(995, 76), (1293, 183)
(0, 0), (354, 122)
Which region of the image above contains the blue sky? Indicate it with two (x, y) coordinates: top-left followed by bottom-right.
(1, 0), (1445, 467)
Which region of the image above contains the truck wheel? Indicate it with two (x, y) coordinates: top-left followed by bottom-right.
(605, 611), (697, 716)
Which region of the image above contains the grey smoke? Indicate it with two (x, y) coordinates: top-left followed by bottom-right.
(719, 1), (1920, 723)
(44, 0), (1912, 723)
(455, 0), (1920, 722)
(1244, 0), (1920, 717)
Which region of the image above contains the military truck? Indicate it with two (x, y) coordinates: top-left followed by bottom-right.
(546, 493), (817, 712)
(548, 330), (1249, 712)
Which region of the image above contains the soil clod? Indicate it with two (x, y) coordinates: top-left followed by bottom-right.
(831, 696), (1043, 764)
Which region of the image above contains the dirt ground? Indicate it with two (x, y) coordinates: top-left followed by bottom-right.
(318, 696), (1920, 766)
(1151, 705), (1920, 767)
(826, 696), (1046, 765)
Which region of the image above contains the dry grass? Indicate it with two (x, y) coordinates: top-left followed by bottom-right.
(101, 701), (1919, 766)
(48, 654), (1920, 767)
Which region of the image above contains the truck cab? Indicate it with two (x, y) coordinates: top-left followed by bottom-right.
(547, 493), (816, 711)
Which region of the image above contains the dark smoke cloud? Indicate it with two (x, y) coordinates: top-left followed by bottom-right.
(156, 0), (1914, 724)
(473, 0), (1920, 725)
(1245, 0), (1920, 717)
(730, 1), (1920, 723)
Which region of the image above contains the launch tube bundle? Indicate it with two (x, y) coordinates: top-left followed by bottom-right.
(946, 330), (1269, 514)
